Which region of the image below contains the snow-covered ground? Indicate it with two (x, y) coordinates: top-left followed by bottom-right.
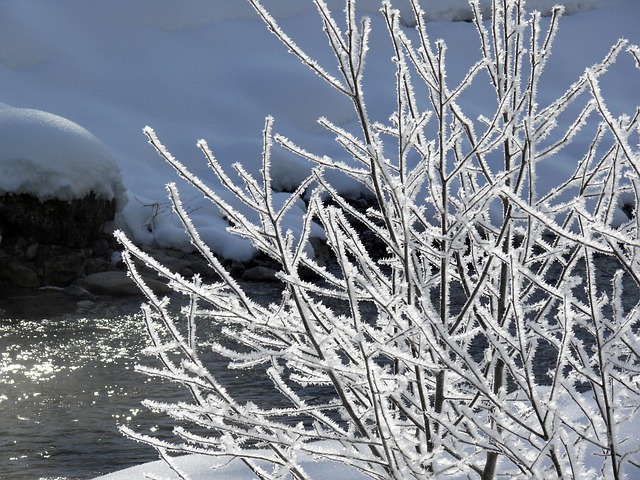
(96, 449), (371, 480)
(0, 0), (637, 478)
(1, 0), (638, 261)
(95, 405), (640, 480)
(94, 398), (640, 479)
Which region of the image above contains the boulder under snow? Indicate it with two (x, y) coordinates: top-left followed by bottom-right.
(0, 106), (128, 287)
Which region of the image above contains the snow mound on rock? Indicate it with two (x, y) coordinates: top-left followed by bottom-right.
(0, 106), (127, 208)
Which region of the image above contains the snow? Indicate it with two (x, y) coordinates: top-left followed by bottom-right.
(1, 0), (637, 261)
(95, 449), (370, 480)
(0, 0), (633, 477)
(0, 106), (127, 207)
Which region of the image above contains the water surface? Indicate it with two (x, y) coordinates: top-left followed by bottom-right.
(1, 254), (637, 479)
(0, 282), (286, 480)
(0, 289), (183, 479)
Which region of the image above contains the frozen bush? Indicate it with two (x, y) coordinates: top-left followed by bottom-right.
(115, 0), (640, 478)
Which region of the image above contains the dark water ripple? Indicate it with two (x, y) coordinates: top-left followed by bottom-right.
(0, 255), (637, 479)
(0, 282), (287, 480)
(0, 290), (175, 480)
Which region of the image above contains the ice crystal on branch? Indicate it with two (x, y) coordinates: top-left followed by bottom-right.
(116, 0), (640, 478)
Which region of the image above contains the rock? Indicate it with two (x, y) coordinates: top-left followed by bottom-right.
(0, 191), (121, 288)
(0, 192), (116, 248)
(0, 254), (39, 287)
(63, 284), (94, 297)
(84, 257), (110, 275)
(189, 258), (216, 277)
(180, 267), (194, 277)
(76, 299), (96, 310)
(77, 271), (171, 296)
(25, 243), (39, 260)
(310, 236), (332, 267)
(139, 246), (190, 273)
(621, 202), (635, 220)
(90, 238), (110, 256)
(43, 251), (88, 286)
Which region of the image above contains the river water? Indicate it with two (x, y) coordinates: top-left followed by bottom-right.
(0, 255), (637, 479)
(0, 283), (288, 480)
(0, 289), (170, 479)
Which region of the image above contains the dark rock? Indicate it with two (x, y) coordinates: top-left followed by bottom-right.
(62, 284), (94, 297)
(25, 243), (39, 260)
(43, 251), (88, 286)
(0, 191), (121, 288)
(137, 246), (186, 274)
(189, 258), (216, 277)
(84, 257), (110, 275)
(622, 202), (635, 220)
(77, 271), (171, 296)
(227, 260), (245, 277)
(180, 267), (194, 277)
(310, 236), (332, 267)
(0, 192), (116, 248)
(90, 238), (110, 256)
(0, 254), (39, 287)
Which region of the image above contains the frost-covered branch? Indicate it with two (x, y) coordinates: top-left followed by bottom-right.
(117, 1), (640, 478)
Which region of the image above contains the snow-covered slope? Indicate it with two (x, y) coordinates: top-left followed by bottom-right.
(0, 0), (637, 259)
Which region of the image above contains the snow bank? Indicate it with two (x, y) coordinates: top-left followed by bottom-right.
(65, 0), (613, 33)
(93, 388), (640, 480)
(0, 0), (636, 260)
(94, 448), (369, 480)
(118, 194), (257, 260)
(0, 106), (127, 208)
(118, 186), (322, 260)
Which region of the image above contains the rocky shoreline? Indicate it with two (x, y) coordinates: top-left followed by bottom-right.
(0, 192), (382, 298)
(0, 193), (287, 297)
(0, 232), (293, 297)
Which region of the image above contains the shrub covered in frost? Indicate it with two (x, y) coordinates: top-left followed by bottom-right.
(116, 0), (640, 478)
